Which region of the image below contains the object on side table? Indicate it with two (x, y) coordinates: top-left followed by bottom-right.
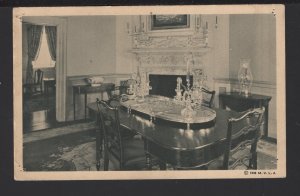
(238, 58), (253, 97)
(86, 76), (104, 87)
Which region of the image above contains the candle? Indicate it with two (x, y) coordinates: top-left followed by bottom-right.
(126, 22), (130, 33)
(186, 62), (190, 82)
(186, 60), (189, 73)
(200, 16), (202, 26)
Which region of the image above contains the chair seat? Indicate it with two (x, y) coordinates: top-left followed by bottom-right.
(105, 121), (137, 139)
(110, 138), (148, 170)
(207, 148), (252, 170)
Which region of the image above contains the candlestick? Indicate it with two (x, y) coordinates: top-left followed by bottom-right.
(126, 22), (130, 34)
(186, 68), (190, 85)
(200, 15), (202, 27)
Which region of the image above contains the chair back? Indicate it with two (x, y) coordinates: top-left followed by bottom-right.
(223, 107), (265, 169)
(201, 88), (215, 108)
(34, 69), (43, 84)
(96, 98), (124, 167)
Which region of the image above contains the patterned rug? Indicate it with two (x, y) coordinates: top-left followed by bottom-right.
(23, 126), (277, 171)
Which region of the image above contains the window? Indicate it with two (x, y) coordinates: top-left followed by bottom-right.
(32, 26), (56, 68)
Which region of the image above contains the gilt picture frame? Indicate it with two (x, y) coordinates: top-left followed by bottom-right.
(151, 14), (190, 30)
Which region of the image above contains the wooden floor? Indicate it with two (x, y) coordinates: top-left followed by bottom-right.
(23, 89), (93, 133)
(23, 89), (79, 133)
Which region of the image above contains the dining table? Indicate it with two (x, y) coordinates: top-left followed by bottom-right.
(87, 95), (247, 169)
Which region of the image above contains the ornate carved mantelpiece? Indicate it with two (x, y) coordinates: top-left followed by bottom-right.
(129, 15), (211, 95)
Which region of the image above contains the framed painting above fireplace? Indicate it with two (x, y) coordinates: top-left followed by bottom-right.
(151, 15), (190, 30)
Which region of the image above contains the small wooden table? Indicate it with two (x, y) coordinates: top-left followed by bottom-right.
(72, 82), (115, 120)
(219, 92), (272, 138)
(43, 78), (56, 94)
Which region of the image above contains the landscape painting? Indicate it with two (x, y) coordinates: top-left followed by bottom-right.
(151, 15), (189, 30)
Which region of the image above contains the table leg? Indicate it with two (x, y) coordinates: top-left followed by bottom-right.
(219, 96), (226, 109)
(96, 113), (103, 171)
(263, 104), (269, 137)
(45, 83), (49, 108)
(84, 92), (87, 120)
(73, 87), (76, 120)
(143, 139), (153, 170)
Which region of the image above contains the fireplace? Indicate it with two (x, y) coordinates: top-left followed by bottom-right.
(149, 74), (193, 98)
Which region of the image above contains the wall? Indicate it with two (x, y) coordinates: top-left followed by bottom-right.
(66, 16), (117, 76)
(228, 14), (277, 139)
(65, 16), (121, 120)
(229, 14), (276, 83)
(115, 16), (134, 74)
(203, 15), (230, 88)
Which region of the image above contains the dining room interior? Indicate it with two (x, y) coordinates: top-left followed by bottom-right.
(21, 14), (279, 172)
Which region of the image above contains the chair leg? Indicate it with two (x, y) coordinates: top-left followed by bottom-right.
(104, 149), (109, 171)
(96, 127), (103, 171)
(145, 152), (152, 170)
(96, 148), (101, 171)
(159, 160), (167, 170)
(96, 161), (101, 171)
(252, 153), (258, 169)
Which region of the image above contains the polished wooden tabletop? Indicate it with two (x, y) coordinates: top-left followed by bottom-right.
(88, 98), (245, 167)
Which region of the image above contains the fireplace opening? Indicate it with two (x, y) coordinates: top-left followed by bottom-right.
(149, 74), (193, 98)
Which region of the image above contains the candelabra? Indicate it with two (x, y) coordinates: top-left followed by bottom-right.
(130, 67), (152, 102)
(174, 62), (207, 125)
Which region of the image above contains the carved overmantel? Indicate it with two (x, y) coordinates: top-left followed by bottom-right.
(129, 18), (211, 76)
(127, 15), (212, 96)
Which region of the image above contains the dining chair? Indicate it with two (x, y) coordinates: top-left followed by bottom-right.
(24, 69), (44, 96)
(201, 87), (215, 108)
(96, 98), (154, 171)
(208, 107), (265, 170)
(32, 69), (44, 93)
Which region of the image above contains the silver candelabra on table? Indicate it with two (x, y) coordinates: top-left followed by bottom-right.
(174, 64), (207, 128)
(128, 67), (152, 102)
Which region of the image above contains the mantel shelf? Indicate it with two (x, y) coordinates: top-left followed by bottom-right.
(129, 47), (211, 55)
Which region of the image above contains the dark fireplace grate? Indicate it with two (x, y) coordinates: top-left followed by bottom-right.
(149, 74), (193, 98)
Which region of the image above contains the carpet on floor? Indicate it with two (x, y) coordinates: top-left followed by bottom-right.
(23, 128), (277, 171)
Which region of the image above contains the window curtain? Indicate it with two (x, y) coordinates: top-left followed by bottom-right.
(26, 25), (43, 83)
(45, 26), (57, 63)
